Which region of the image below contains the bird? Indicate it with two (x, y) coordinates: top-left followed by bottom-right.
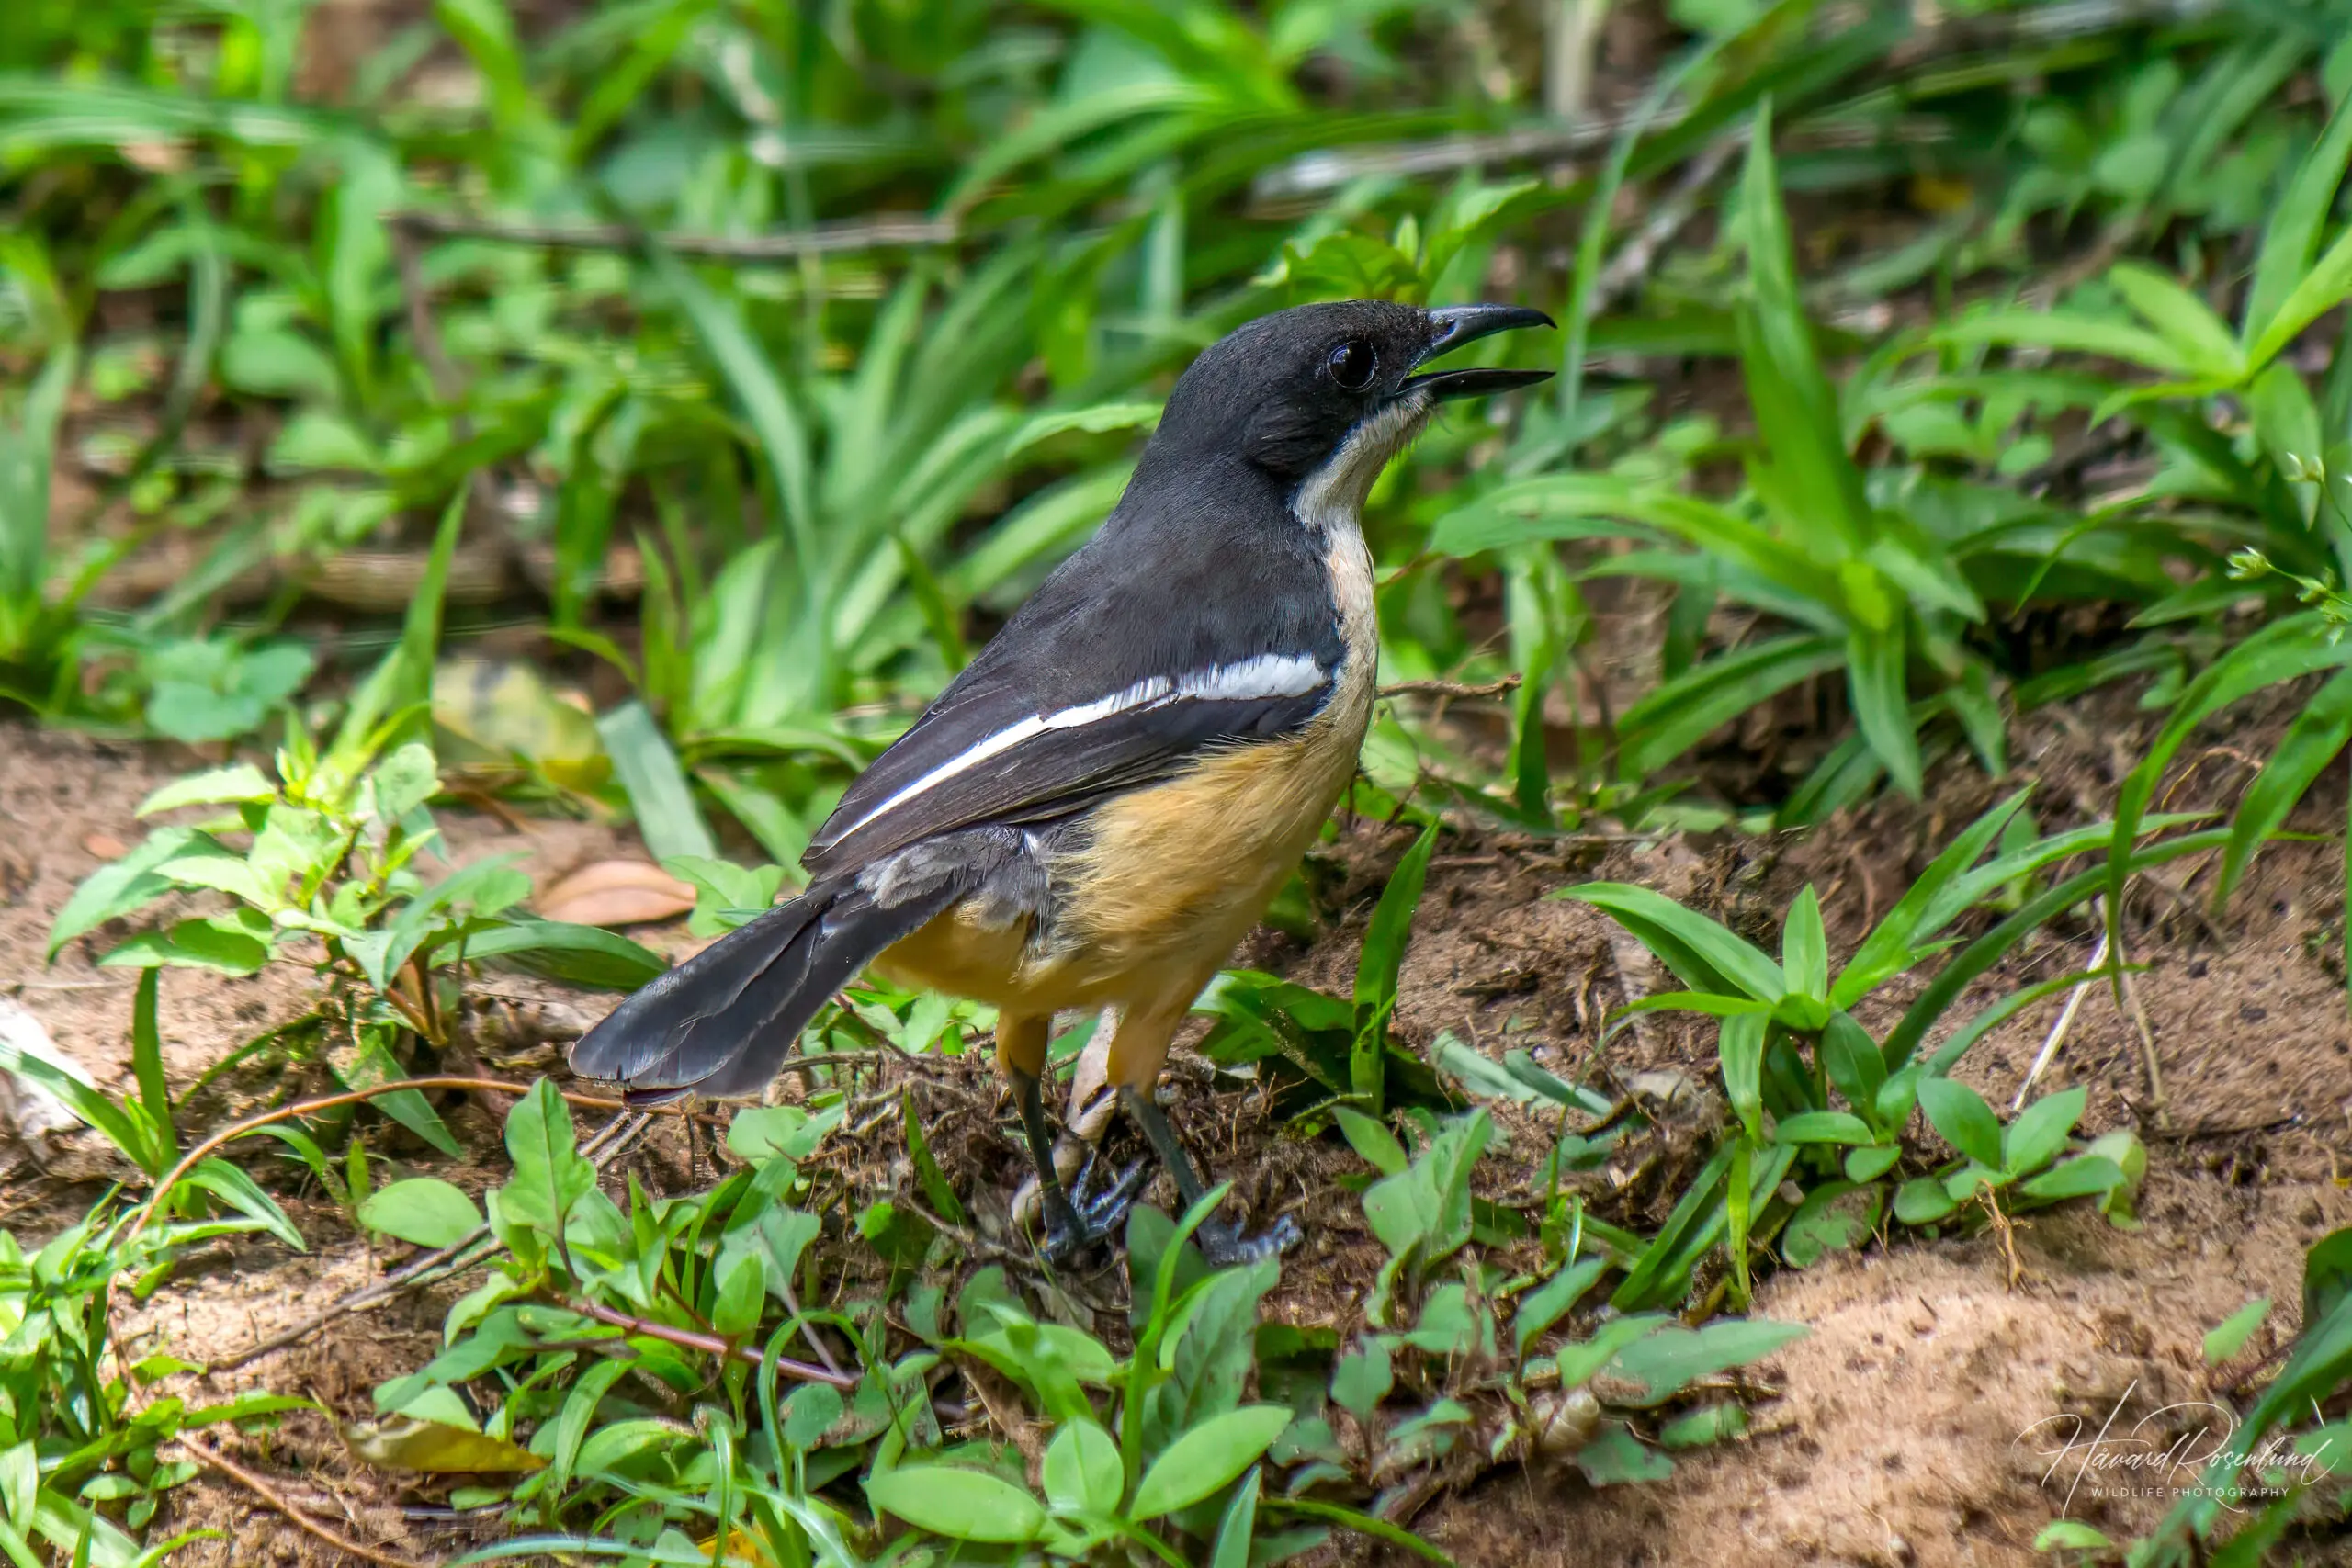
(571, 298), (1555, 1263)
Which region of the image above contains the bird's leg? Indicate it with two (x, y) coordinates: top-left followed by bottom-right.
(1116, 1085), (1301, 1267)
(1104, 985), (1305, 1269)
(1001, 1016), (1144, 1261)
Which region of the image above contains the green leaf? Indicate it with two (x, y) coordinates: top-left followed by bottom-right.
(1602, 1318), (1808, 1406)
(1718, 1011), (1767, 1140)
(356, 1179), (483, 1249)
(1512, 1258), (1606, 1356)
(1781, 1180), (1882, 1268)
(1574, 1424), (1673, 1485)
(1004, 401), (1160, 458)
(2203, 1298), (2273, 1366)
(1329, 1340), (1391, 1422)
(2107, 263), (2243, 378)
(1128, 1405), (1292, 1519)
(1772, 1111), (1872, 1146)
(2307, 1226), (2352, 1328)
(1331, 1106), (1408, 1176)
(46, 829), (196, 958)
(1615, 634), (1845, 778)
(1208, 1466), (1261, 1568)
(128, 968), (173, 1170)
(863, 1465), (1045, 1544)
(136, 764), (275, 817)
(1916, 1077), (2003, 1169)
(460, 921), (665, 990)
(1041, 1419), (1123, 1517)
(183, 1159), (305, 1252)
(1559, 884), (1784, 1001)
(2003, 1086), (2086, 1177)
(99, 919), (271, 976)
(1845, 625), (1921, 800)
(2016, 1156), (2125, 1201)
(597, 701), (718, 864)
(1352, 822), (1437, 1110)
(2247, 220), (2352, 372)
(494, 1079), (594, 1239)
(1780, 886), (1827, 1002)
(2213, 667), (2352, 908)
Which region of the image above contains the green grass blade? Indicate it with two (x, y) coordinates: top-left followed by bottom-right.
(1616, 634), (1843, 779)
(2245, 78), (2352, 345)
(1561, 883), (1784, 1003)
(2212, 666), (2352, 908)
(597, 698), (719, 864)
(1844, 625), (1922, 799)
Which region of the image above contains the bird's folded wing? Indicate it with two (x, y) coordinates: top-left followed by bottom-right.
(803, 651), (1334, 877)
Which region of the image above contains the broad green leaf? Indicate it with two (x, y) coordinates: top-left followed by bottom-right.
(136, 764), (275, 817)
(356, 1179), (483, 1249)
(1330, 1339), (1392, 1423)
(46, 828), (195, 958)
(596, 700), (717, 864)
(1772, 1111), (1872, 1146)
(495, 1080), (594, 1238)
(2003, 1086), (2086, 1177)
(1331, 1106), (1408, 1176)
(1129, 1405), (1292, 1519)
(1916, 1077), (2003, 1169)
(864, 1465), (1044, 1544)
(2016, 1155), (2126, 1201)
(460, 921), (665, 989)
(1040, 1418), (1123, 1517)
(1603, 1318), (1808, 1406)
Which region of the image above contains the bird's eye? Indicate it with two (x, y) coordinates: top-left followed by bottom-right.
(1327, 338), (1376, 391)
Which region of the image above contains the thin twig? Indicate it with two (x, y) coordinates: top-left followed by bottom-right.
(388, 209), (957, 263)
(2014, 906), (2111, 1111)
(558, 1298), (858, 1389)
(173, 1430), (437, 1568)
(1379, 674), (1524, 701)
(2114, 944), (2171, 1134)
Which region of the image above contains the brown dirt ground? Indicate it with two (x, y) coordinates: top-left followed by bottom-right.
(4, 674), (2351, 1567)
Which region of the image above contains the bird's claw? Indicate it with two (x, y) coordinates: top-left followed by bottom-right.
(1193, 1213), (1303, 1269)
(1040, 1152), (1149, 1262)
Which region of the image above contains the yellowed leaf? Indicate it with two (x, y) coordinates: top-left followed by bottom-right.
(339, 1416), (548, 1473)
(537, 860), (696, 927)
(433, 657), (609, 792)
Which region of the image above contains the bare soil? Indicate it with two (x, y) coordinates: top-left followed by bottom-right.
(3, 679), (2350, 1567)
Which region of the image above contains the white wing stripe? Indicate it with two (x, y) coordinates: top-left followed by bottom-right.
(833, 653), (1329, 843)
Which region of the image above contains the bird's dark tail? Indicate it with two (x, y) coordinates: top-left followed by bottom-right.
(568, 874), (959, 1100)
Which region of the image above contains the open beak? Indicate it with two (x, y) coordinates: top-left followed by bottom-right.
(1401, 303), (1556, 401)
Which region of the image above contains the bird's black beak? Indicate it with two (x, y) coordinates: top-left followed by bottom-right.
(1402, 303), (1556, 402)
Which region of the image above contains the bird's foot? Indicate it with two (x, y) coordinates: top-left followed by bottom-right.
(1040, 1150), (1149, 1263)
(1192, 1213), (1304, 1269)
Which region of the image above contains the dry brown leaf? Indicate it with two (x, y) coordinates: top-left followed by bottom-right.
(537, 859), (696, 928)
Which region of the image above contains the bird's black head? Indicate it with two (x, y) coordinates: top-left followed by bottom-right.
(1140, 299), (1554, 509)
